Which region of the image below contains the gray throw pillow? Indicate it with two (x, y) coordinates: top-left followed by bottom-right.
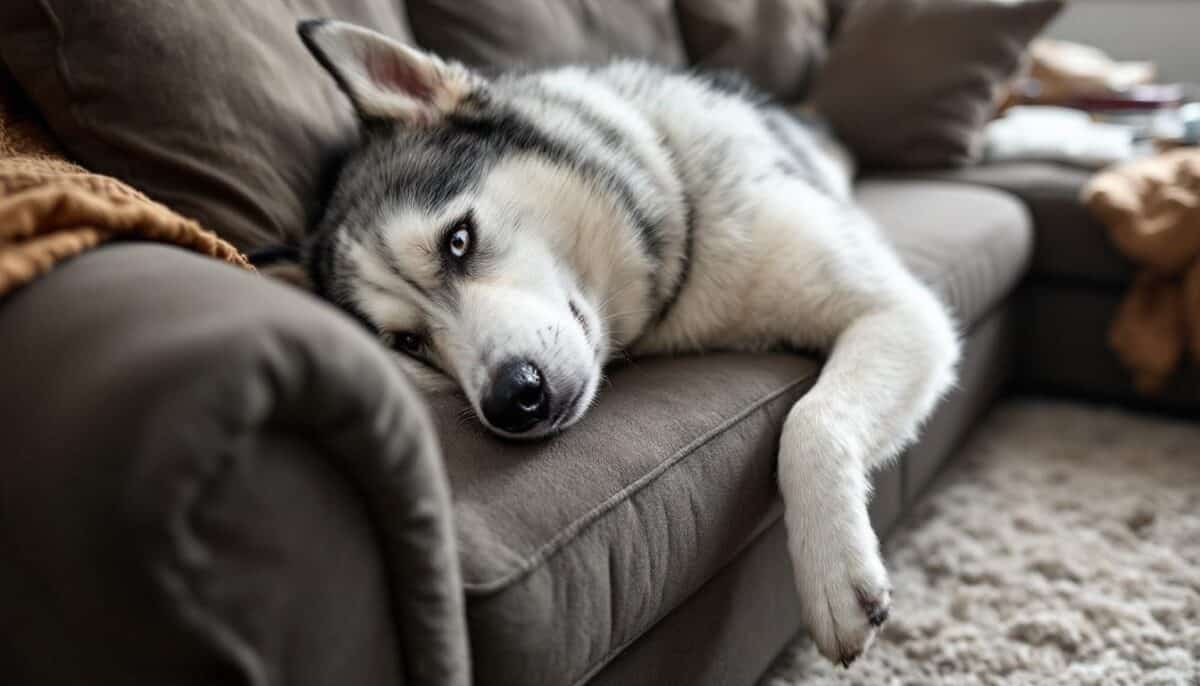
(811, 0), (1065, 170)
(677, 0), (830, 102)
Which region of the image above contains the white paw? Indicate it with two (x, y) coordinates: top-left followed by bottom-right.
(786, 509), (891, 667)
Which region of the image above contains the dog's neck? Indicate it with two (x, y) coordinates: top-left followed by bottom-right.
(567, 175), (691, 360)
(554, 119), (693, 359)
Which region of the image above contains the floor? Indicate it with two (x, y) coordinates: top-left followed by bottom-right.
(761, 399), (1200, 685)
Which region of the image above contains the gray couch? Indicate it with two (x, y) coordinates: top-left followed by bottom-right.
(11, 169), (1185, 686)
(3, 3), (1197, 686)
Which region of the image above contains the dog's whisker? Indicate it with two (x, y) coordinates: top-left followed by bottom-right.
(600, 309), (657, 326)
(600, 305), (657, 319)
(594, 277), (646, 312)
(594, 278), (636, 306)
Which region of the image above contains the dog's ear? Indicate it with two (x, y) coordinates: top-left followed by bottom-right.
(298, 19), (481, 124)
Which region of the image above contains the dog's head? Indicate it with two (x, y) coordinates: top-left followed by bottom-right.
(286, 21), (654, 438)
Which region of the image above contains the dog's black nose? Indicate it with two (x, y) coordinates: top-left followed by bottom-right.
(482, 359), (549, 434)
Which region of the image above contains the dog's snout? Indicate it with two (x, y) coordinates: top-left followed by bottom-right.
(483, 359), (549, 434)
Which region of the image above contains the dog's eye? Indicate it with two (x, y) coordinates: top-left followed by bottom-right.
(389, 332), (425, 355)
(446, 216), (473, 259)
(448, 227), (470, 257)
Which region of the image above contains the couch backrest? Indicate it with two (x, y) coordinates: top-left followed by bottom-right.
(0, 0), (832, 251)
(401, 0), (831, 102)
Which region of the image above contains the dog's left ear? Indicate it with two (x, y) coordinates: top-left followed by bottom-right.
(298, 19), (481, 124)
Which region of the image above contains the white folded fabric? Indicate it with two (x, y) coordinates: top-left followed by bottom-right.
(984, 106), (1136, 169)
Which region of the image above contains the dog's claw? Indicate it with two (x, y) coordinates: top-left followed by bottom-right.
(788, 530), (891, 667)
(863, 599), (890, 627)
(867, 605), (889, 627)
(858, 586), (891, 627)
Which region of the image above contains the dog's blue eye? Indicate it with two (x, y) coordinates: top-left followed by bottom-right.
(449, 228), (469, 258)
(446, 216), (473, 260)
(448, 225), (470, 260)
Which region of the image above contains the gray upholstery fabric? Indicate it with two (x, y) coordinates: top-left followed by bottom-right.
(900, 163), (1135, 285)
(0, 0), (412, 250)
(0, 245), (466, 686)
(588, 522), (800, 686)
(584, 460), (903, 686)
(672, 0), (829, 101)
(407, 0), (828, 100)
(856, 179), (1034, 326)
(584, 306), (1017, 685)
(2, 433), (408, 686)
(1018, 284), (1200, 412)
(407, 0), (687, 69)
(431, 355), (817, 686)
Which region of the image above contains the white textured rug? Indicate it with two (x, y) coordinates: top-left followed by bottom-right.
(762, 400), (1200, 685)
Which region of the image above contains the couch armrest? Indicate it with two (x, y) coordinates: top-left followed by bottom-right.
(0, 244), (468, 686)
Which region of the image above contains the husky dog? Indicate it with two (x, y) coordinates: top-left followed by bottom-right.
(290, 20), (960, 666)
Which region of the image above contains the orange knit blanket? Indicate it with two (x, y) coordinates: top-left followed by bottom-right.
(0, 70), (249, 296)
(1082, 149), (1200, 393)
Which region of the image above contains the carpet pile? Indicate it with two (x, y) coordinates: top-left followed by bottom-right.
(763, 401), (1200, 685)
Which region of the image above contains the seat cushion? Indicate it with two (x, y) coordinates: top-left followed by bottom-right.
(430, 355), (817, 686)
(886, 162), (1135, 286)
(856, 178), (1034, 327)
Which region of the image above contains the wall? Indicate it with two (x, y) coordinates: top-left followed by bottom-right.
(1046, 1), (1200, 83)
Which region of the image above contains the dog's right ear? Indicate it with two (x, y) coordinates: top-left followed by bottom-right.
(298, 19), (481, 125)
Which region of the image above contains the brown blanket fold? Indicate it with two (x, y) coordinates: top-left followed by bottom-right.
(0, 70), (249, 297)
(1082, 149), (1200, 393)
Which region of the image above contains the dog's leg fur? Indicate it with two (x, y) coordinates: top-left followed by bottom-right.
(746, 195), (961, 664)
(780, 294), (958, 664)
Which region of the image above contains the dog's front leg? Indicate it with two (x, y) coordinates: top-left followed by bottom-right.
(779, 289), (959, 666)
